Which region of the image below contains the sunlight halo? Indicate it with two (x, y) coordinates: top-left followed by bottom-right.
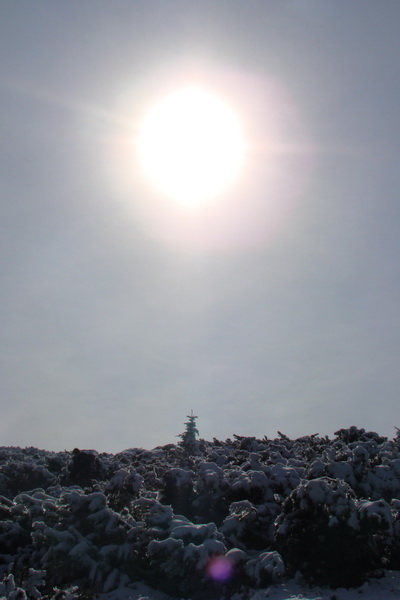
(135, 86), (245, 206)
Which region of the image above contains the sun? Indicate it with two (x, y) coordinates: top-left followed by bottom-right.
(135, 86), (245, 205)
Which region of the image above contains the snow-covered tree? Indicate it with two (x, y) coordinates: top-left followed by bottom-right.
(177, 411), (199, 453)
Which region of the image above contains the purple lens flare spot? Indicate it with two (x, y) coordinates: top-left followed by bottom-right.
(206, 556), (234, 583)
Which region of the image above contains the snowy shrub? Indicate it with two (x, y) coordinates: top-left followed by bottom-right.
(46, 453), (70, 476)
(30, 489), (138, 592)
(359, 499), (394, 534)
(385, 498), (400, 567)
(220, 499), (279, 550)
(274, 477), (371, 587)
(170, 520), (222, 544)
(326, 460), (356, 488)
(0, 572), (27, 600)
(21, 568), (46, 599)
(1, 490), (60, 578)
(104, 468), (143, 510)
(245, 550), (284, 586)
(132, 496), (173, 531)
(158, 467), (194, 519)
(269, 464), (301, 497)
(228, 470), (273, 504)
(196, 462), (227, 493)
(2, 428), (400, 596)
(306, 458), (326, 479)
(335, 426), (386, 445)
(0, 460), (56, 498)
(147, 529), (230, 594)
(65, 449), (105, 487)
(350, 445), (371, 486)
(147, 536), (185, 582)
(0, 518), (29, 557)
(367, 462), (400, 501)
(0, 569), (46, 600)
(147, 536), (196, 595)
(232, 435), (261, 452)
(357, 499), (396, 569)
(307, 456), (357, 490)
(183, 538), (226, 571)
(205, 447), (231, 467)
(192, 462), (230, 524)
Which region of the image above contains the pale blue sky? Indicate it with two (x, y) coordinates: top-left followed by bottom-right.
(1, 1), (400, 452)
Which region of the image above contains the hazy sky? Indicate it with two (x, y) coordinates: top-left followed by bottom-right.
(1, 1), (400, 453)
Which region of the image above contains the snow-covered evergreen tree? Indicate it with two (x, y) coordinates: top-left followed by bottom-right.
(178, 411), (199, 453)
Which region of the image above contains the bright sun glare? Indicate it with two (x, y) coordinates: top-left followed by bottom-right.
(136, 87), (245, 205)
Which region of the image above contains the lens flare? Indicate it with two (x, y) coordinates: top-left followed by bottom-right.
(206, 555), (234, 583)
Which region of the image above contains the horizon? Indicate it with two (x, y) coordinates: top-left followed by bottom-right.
(1, 422), (397, 455)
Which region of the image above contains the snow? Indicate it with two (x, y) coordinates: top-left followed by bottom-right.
(245, 551), (285, 586)
(3, 427), (400, 598)
(182, 538), (226, 570)
(98, 581), (170, 600)
(170, 522), (218, 542)
(98, 570), (400, 600)
(166, 467), (193, 487)
(258, 571), (400, 599)
(359, 498), (393, 530)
